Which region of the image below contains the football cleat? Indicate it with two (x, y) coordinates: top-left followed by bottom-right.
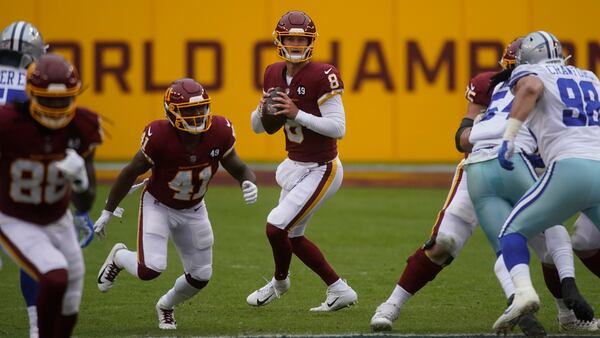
(558, 310), (599, 332)
(156, 303), (177, 330)
(309, 281), (357, 312)
(561, 277), (595, 321)
(517, 313), (547, 337)
(493, 287), (540, 335)
(370, 302), (401, 332)
(247, 276), (290, 307)
(97, 243), (126, 293)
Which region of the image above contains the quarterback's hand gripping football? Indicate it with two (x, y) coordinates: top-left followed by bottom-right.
(74, 211), (94, 248)
(241, 180), (258, 204)
(55, 148), (89, 193)
(93, 210), (114, 240)
(498, 140), (515, 170)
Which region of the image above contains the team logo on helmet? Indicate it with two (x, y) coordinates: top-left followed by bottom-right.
(517, 31), (563, 66)
(26, 53), (82, 129)
(164, 78), (212, 134)
(273, 11), (318, 63)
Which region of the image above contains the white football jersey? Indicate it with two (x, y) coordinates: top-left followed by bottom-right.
(508, 63), (600, 163)
(0, 64), (27, 105)
(467, 81), (537, 164)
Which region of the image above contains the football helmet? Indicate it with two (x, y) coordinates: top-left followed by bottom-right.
(499, 38), (523, 70)
(517, 31), (563, 66)
(164, 78), (212, 134)
(0, 21), (47, 67)
(26, 53), (82, 129)
(273, 11), (318, 63)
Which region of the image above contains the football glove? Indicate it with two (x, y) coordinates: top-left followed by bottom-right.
(55, 149), (88, 193)
(241, 180), (258, 204)
(73, 211), (94, 248)
(498, 140), (515, 170)
(522, 152), (545, 169)
(93, 210), (114, 240)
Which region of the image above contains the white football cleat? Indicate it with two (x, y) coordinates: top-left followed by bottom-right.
(370, 302), (401, 332)
(97, 243), (126, 293)
(247, 276), (290, 306)
(558, 310), (599, 332)
(156, 303), (177, 330)
(493, 287), (540, 335)
(310, 280), (357, 312)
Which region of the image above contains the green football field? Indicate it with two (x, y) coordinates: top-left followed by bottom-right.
(0, 184), (598, 337)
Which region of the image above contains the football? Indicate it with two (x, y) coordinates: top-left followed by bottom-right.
(260, 87), (287, 134)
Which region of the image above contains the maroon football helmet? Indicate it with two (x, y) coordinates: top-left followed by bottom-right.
(273, 10), (318, 63)
(26, 53), (82, 129)
(500, 38), (523, 70)
(164, 78), (212, 134)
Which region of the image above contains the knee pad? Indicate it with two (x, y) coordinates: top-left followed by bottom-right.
(185, 273), (209, 290)
(434, 233), (458, 254)
(62, 285), (82, 315)
(425, 233), (459, 264)
(137, 264), (161, 281)
(187, 265), (212, 282)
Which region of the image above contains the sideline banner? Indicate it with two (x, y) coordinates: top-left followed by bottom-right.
(3, 0), (599, 162)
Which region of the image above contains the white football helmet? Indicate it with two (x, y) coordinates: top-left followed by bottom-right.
(517, 31), (563, 66)
(0, 21), (47, 67)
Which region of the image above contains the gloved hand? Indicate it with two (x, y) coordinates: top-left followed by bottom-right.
(55, 149), (89, 193)
(522, 152), (546, 169)
(93, 210), (114, 240)
(498, 140), (515, 170)
(241, 180), (258, 204)
(73, 211), (94, 248)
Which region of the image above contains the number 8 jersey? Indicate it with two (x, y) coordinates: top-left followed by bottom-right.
(263, 62), (344, 163)
(509, 63), (600, 163)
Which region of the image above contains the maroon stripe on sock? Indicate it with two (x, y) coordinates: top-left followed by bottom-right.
(398, 248), (443, 295)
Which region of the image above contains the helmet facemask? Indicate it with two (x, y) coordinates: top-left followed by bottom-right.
(499, 38), (523, 70)
(274, 29), (317, 63)
(26, 62), (81, 129)
(165, 94), (212, 134)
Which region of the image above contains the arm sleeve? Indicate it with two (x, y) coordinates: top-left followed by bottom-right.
(250, 104), (266, 134)
(294, 94), (346, 139)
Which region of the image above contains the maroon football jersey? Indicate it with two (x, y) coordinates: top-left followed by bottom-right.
(140, 115), (235, 209)
(263, 61), (344, 163)
(465, 71), (496, 107)
(0, 103), (102, 225)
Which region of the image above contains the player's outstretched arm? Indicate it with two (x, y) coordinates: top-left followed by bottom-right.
(220, 148), (258, 204)
(105, 150), (152, 212)
(94, 151), (152, 239)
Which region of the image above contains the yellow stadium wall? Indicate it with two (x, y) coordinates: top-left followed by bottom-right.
(3, 0), (600, 163)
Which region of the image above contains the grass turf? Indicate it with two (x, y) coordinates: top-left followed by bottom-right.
(0, 185), (598, 337)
